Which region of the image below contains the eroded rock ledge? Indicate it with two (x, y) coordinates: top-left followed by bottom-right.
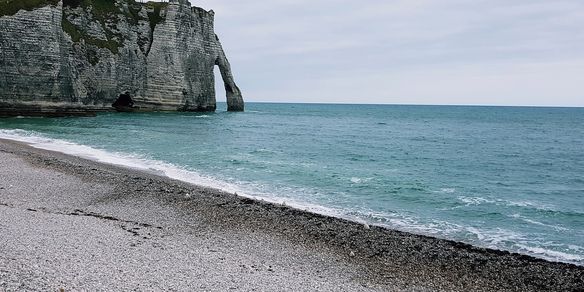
(0, 0), (244, 116)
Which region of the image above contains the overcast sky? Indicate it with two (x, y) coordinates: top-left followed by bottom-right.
(171, 0), (583, 106)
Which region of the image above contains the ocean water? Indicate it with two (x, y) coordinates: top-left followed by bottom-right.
(1, 103), (583, 265)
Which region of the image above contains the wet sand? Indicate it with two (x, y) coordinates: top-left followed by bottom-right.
(0, 139), (582, 291)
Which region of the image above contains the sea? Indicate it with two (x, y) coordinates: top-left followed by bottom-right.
(1, 102), (583, 265)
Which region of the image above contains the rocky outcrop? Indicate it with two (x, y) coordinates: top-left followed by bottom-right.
(0, 0), (243, 116)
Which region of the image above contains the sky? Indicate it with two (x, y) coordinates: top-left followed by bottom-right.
(169, 0), (583, 106)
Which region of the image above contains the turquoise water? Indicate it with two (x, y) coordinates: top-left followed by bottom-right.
(1, 103), (583, 265)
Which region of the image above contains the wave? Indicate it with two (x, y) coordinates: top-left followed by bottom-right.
(508, 214), (569, 231)
(456, 196), (552, 210)
(355, 207), (583, 264)
(0, 130), (238, 190)
(505, 200), (553, 210)
(347, 209), (465, 236)
(457, 196), (495, 205)
(438, 188), (456, 194)
(455, 195), (583, 217)
(349, 177), (373, 184)
(516, 244), (584, 263)
(464, 226), (527, 246)
(0, 129), (340, 217)
(466, 227), (583, 264)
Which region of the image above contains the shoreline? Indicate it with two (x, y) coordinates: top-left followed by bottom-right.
(0, 138), (582, 291)
(1, 132), (581, 266)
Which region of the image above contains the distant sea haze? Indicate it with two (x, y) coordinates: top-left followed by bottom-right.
(1, 103), (583, 265)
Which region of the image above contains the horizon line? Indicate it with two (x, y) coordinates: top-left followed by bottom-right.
(217, 100), (584, 109)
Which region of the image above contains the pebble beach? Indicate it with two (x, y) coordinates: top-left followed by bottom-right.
(0, 139), (582, 291)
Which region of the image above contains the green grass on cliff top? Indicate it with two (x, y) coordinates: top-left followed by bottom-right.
(63, 0), (168, 23)
(0, 0), (170, 19)
(60, 0), (168, 55)
(145, 1), (168, 31)
(0, 0), (60, 17)
(1, 0), (169, 56)
(0, 0), (120, 18)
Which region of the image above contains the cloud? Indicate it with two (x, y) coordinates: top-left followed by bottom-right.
(164, 0), (584, 106)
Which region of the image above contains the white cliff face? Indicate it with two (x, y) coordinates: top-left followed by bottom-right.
(0, 3), (69, 103)
(0, 0), (243, 116)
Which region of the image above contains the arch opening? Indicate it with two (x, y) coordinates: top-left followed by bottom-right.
(213, 65), (226, 108)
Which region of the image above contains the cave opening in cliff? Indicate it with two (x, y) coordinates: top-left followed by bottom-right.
(112, 92), (135, 110)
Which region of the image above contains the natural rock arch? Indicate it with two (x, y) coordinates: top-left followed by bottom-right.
(0, 0), (245, 116)
(215, 54), (244, 112)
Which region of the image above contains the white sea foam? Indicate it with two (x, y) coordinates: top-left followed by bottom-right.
(438, 188), (456, 193)
(457, 196), (494, 205)
(356, 210), (464, 237)
(508, 213), (569, 231)
(465, 227), (526, 246)
(504, 200), (554, 211)
(516, 244), (584, 263)
(0, 129), (338, 217)
(0, 130), (238, 190)
(362, 208), (583, 264)
(349, 177), (372, 184)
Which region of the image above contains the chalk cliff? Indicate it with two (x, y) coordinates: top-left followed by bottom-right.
(0, 0), (244, 116)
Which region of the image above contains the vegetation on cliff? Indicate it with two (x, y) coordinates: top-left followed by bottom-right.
(0, 0), (244, 113)
(146, 1), (168, 32)
(0, 0), (59, 17)
(60, 0), (168, 56)
(61, 17), (119, 63)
